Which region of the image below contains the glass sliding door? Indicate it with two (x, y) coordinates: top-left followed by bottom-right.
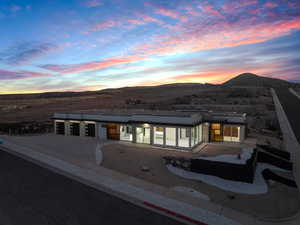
(154, 126), (164, 145)
(165, 127), (176, 146)
(120, 125), (133, 141)
(198, 124), (202, 142)
(191, 127), (195, 147)
(136, 127), (151, 144)
(178, 127), (190, 147)
(223, 125), (240, 142)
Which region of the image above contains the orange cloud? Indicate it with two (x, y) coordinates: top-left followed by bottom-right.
(136, 72), (234, 86)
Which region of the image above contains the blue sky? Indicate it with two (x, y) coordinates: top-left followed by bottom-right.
(0, 0), (300, 93)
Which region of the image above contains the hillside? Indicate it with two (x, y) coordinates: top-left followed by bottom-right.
(222, 73), (292, 87)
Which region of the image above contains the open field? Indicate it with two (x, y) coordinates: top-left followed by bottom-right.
(0, 84), (279, 136)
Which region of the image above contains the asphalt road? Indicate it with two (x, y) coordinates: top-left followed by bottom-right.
(0, 150), (184, 225)
(275, 88), (300, 143)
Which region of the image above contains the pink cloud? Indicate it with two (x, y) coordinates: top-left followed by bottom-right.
(90, 20), (121, 32)
(133, 17), (300, 57)
(155, 8), (188, 22)
(185, 7), (201, 16)
(199, 4), (221, 17)
(250, 8), (261, 15)
(264, 2), (278, 8)
(89, 13), (164, 33)
(85, 0), (102, 8)
(221, 0), (258, 14)
(128, 19), (146, 25)
(0, 69), (49, 80)
(139, 13), (164, 25)
(41, 56), (146, 74)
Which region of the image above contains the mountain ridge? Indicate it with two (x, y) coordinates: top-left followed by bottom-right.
(222, 73), (293, 87)
(1, 73), (298, 99)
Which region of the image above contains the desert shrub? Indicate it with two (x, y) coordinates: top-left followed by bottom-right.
(265, 118), (279, 131)
(227, 88), (253, 98)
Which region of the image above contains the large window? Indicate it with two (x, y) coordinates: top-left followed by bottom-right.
(154, 127), (164, 145)
(223, 125), (240, 142)
(165, 127), (176, 146)
(191, 127), (196, 147)
(56, 122), (65, 135)
(178, 128), (190, 147)
(120, 125), (132, 141)
(70, 122), (80, 136)
(136, 127), (150, 144)
(198, 124), (202, 142)
(85, 123), (95, 137)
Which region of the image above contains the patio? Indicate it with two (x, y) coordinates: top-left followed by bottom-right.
(0, 134), (299, 219)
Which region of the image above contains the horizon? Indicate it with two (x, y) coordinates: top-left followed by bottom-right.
(1, 0), (300, 94)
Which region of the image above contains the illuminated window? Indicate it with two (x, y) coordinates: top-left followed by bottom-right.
(178, 128), (190, 147)
(154, 126), (164, 145)
(166, 127), (176, 146)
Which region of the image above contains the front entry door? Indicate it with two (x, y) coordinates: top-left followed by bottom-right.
(106, 123), (120, 140)
(210, 123), (223, 142)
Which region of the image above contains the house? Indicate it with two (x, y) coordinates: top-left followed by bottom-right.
(52, 110), (247, 151)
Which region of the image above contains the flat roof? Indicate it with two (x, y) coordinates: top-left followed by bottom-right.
(53, 109), (246, 125)
(53, 110), (203, 126)
(61, 109), (200, 117)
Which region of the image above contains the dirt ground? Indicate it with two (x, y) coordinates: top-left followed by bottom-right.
(1, 134), (299, 219)
(0, 86), (278, 136)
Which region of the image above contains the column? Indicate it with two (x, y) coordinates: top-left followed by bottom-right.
(64, 121), (70, 136)
(80, 121), (85, 137)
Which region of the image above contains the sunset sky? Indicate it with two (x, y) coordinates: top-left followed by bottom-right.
(0, 0), (300, 94)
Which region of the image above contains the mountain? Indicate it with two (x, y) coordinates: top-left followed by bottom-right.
(222, 73), (292, 88)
